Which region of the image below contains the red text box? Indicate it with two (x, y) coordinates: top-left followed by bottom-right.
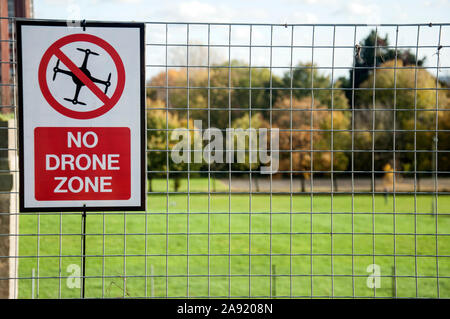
(34, 127), (131, 201)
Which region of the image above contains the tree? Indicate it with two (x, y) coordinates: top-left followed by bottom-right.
(147, 61), (274, 129)
(147, 99), (202, 192)
(271, 95), (351, 191)
(198, 62), (273, 128)
(146, 99), (176, 192)
(313, 107), (351, 191)
(231, 111), (270, 171)
(272, 96), (316, 191)
(358, 60), (450, 173)
(341, 30), (425, 108)
(271, 63), (339, 107)
(438, 92), (450, 172)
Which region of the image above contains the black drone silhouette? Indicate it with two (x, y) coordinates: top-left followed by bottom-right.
(53, 48), (111, 106)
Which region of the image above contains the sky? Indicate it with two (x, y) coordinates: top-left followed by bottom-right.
(32, 0), (450, 80)
(34, 0), (450, 25)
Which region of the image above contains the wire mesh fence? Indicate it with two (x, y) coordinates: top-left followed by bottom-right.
(1, 18), (450, 298)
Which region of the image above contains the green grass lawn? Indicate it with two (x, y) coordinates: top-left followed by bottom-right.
(18, 178), (450, 298)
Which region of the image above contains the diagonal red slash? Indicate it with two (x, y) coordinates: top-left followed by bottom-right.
(54, 49), (111, 105)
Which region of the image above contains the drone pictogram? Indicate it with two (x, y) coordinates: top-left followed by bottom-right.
(52, 48), (112, 106)
(39, 33), (125, 119)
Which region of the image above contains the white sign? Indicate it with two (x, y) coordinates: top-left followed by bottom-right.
(17, 20), (146, 212)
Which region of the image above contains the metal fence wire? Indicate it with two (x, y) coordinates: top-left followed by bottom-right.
(1, 18), (450, 299)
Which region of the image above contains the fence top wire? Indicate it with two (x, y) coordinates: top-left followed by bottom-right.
(4, 17), (450, 26)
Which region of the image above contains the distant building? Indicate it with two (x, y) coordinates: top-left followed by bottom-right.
(0, 0), (33, 113)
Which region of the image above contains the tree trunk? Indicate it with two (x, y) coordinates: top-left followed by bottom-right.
(148, 174), (153, 193)
(300, 175), (305, 193)
(333, 175), (338, 192)
(174, 177), (181, 192)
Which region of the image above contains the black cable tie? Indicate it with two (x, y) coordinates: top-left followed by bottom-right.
(81, 19), (86, 32)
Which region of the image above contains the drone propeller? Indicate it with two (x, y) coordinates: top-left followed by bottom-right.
(64, 98), (86, 106)
(52, 59), (60, 81)
(76, 48), (99, 56)
(104, 73), (112, 94)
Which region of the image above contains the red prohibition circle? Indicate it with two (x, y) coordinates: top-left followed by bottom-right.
(38, 33), (125, 120)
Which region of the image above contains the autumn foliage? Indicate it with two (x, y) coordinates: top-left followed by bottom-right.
(146, 31), (450, 185)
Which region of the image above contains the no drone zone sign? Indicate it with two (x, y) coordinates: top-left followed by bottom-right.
(17, 20), (146, 212)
